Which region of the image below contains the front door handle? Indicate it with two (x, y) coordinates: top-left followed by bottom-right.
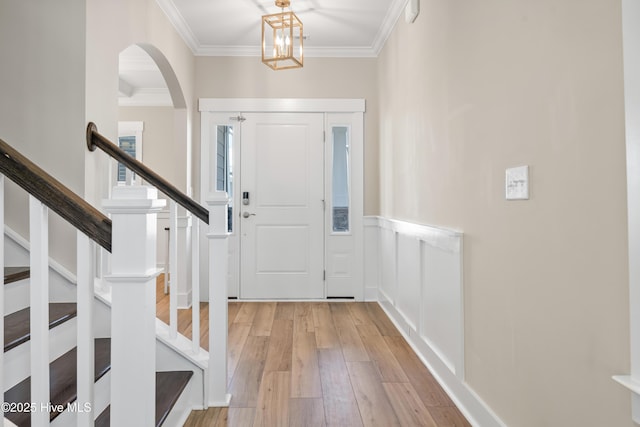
(242, 212), (256, 218)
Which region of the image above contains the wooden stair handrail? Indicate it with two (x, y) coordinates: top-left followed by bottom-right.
(86, 122), (209, 225)
(0, 138), (112, 252)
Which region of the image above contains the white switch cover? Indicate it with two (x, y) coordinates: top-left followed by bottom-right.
(505, 165), (529, 200)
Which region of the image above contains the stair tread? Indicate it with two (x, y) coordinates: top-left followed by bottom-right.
(4, 302), (78, 353)
(95, 370), (194, 427)
(3, 338), (111, 426)
(4, 266), (30, 285)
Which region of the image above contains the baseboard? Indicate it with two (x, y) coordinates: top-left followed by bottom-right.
(377, 299), (507, 427)
(178, 290), (193, 309)
(207, 394), (232, 407)
(364, 286), (378, 301)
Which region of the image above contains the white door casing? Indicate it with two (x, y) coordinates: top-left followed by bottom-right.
(199, 99), (365, 300)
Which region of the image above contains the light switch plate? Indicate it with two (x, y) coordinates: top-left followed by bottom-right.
(505, 165), (529, 200)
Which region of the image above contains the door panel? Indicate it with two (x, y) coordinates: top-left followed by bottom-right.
(241, 113), (324, 299)
(255, 225), (309, 272)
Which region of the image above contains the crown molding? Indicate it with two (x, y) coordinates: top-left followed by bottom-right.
(158, 0), (406, 58)
(304, 46), (378, 58)
(193, 45), (378, 58)
(155, 0), (200, 53)
(194, 45), (262, 57)
(371, 0), (408, 55)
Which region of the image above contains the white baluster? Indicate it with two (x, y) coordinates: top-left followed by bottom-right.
(169, 201), (178, 339)
(191, 219), (200, 353)
(76, 232), (95, 427)
(164, 227), (170, 294)
(206, 192), (230, 406)
(177, 215), (190, 309)
(103, 186), (165, 427)
(98, 247), (110, 291)
(29, 196), (49, 427)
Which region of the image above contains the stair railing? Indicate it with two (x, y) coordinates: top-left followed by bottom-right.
(87, 123), (202, 345)
(86, 122), (230, 407)
(0, 138), (110, 426)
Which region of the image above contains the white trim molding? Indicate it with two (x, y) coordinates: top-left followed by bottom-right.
(193, 45), (380, 58)
(157, 0), (406, 58)
(155, 0), (201, 53)
(364, 216), (507, 427)
(199, 98), (365, 113)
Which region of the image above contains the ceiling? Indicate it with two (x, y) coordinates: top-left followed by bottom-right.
(119, 0), (410, 106)
(157, 0), (408, 57)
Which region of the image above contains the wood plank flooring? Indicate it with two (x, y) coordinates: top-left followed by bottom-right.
(155, 279), (470, 427)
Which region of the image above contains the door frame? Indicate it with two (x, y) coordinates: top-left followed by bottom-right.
(199, 98), (365, 300)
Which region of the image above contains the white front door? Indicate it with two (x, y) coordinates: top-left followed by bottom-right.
(240, 113), (325, 299)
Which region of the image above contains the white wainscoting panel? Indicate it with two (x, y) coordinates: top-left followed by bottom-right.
(421, 240), (463, 378)
(374, 217), (463, 377)
(396, 233), (421, 331)
(379, 225), (398, 304)
(366, 216), (506, 427)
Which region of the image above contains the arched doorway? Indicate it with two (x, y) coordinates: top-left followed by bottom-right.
(117, 43), (192, 308)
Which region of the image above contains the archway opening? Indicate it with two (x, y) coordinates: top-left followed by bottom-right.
(117, 43), (191, 303)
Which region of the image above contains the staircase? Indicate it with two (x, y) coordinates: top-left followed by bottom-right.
(2, 267), (193, 426)
(0, 132), (231, 426)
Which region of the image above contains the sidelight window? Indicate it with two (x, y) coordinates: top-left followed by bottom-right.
(216, 125), (234, 232)
(332, 126), (350, 233)
(117, 121), (143, 184)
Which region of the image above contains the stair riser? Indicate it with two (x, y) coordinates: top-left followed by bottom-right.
(3, 317), (78, 390)
(157, 378), (194, 427)
(156, 338), (207, 416)
(4, 278), (29, 315)
(50, 371), (110, 427)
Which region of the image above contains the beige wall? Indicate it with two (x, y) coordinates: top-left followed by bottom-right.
(0, 0), (87, 269)
(193, 56), (379, 215)
(378, 0), (631, 425)
(0, 0), (195, 270)
(86, 0), (196, 203)
(118, 106), (180, 187)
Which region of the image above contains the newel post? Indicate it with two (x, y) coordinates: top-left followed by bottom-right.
(103, 186), (165, 427)
(206, 191), (231, 406)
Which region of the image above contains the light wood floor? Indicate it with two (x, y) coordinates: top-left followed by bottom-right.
(156, 280), (471, 427)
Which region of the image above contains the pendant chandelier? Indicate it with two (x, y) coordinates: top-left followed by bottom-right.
(262, 0), (304, 70)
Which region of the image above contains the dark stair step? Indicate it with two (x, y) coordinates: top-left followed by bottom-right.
(95, 370), (194, 427)
(3, 338), (111, 426)
(4, 266), (30, 285)
(4, 303), (77, 353)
